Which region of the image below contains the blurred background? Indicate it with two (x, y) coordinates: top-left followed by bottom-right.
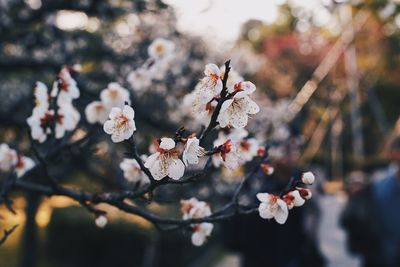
(1, 0), (400, 266)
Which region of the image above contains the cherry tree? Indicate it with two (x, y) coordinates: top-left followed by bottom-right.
(0, 38), (316, 248)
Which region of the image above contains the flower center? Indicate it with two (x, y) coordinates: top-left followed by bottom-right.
(116, 114), (129, 129)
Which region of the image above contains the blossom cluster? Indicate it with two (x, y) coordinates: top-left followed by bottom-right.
(181, 198), (213, 246)
(127, 38), (175, 92)
(27, 66), (80, 143)
(257, 171), (315, 224)
(0, 143), (34, 178)
(184, 64), (260, 128)
(21, 41), (315, 247)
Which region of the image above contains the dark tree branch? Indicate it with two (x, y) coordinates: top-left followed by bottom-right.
(0, 224), (18, 247)
(199, 60), (231, 146)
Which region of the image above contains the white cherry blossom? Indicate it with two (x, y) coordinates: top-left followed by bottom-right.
(27, 110), (53, 143)
(282, 190), (305, 210)
(181, 198), (213, 246)
(228, 128), (248, 142)
(144, 137), (185, 180)
(297, 187), (312, 200)
(103, 105), (136, 143)
(95, 215), (108, 228)
(100, 82), (130, 109)
(260, 163), (274, 175)
(301, 171), (315, 185)
(192, 223), (213, 246)
(33, 81), (50, 115)
(182, 137), (205, 166)
(217, 81), (260, 129)
(148, 38), (175, 60)
(119, 158), (149, 185)
(127, 68), (152, 91)
(212, 139), (241, 170)
(15, 156), (35, 178)
(0, 144), (18, 172)
(197, 64), (223, 104)
(256, 193), (289, 224)
(85, 101), (108, 124)
(181, 198), (212, 220)
(237, 138), (259, 162)
(55, 104), (81, 139)
(51, 66), (80, 104)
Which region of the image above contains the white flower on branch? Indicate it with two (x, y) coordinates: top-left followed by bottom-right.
(51, 66), (80, 104)
(0, 144), (17, 172)
(181, 197), (212, 220)
(103, 105), (136, 143)
(260, 163), (274, 175)
(120, 158), (149, 185)
(192, 223), (213, 246)
(217, 81), (260, 129)
(212, 139), (241, 170)
(148, 38), (175, 61)
(100, 82), (130, 109)
(85, 101), (108, 124)
(256, 193), (288, 224)
(182, 137), (205, 166)
(15, 156), (35, 178)
(301, 171), (315, 185)
(197, 64), (223, 104)
(297, 187), (312, 200)
(183, 87), (217, 125)
(144, 137), (185, 180)
(282, 190), (305, 210)
(27, 110), (53, 143)
(237, 138), (259, 162)
(55, 104), (81, 139)
(28, 105), (80, 143)
(181, 198), (213, 246)
(33, 82), (50, 115)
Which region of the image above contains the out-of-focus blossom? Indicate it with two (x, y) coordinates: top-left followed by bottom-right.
(297, 187), (312, 200)
(256, 193), (288, 224)
(181, 198), (213, 246)
(197, 64), (223, 104)
(217, 81), (259, 129)
(27, 110), (53, 143)
(237, 138), (259, 162)
(85, 101), (108, 124)
(301, 171), (315, 185)
(103, 105), (136, 143)
(55, 104), (81, 139)
(100, 82), (130, 109)
(192, 223), (213, 246)
(95, 215), (108, 228)
(0, 144), (18, 172)
(127, 68), (152, 91)
(51, 66), (80, 104)
(148, 38), (175, 61)
(119, 158), (149, 185)
(144, 137), (185, 180)
(228, 128), (248, 142)
(182, 137), (205, 166)
(181, 197), (212, 220)
(260, 163), (274, 175)
(33, 82), (50, 115)
(212, 139), (241, 170)
(15, 155), (35, 178)
(282, 190), (305, 210)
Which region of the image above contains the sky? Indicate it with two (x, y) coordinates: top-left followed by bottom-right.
(163, 0), (286, 44)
